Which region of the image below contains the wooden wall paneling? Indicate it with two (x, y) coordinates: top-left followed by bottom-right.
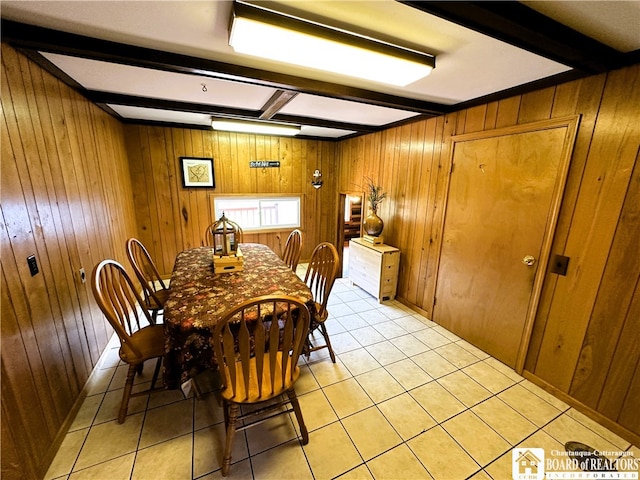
(127, 125), (339, 271)
(390, 123), (412, 257)
(0, 233), (56, 459)
(251, 134), (265, 195)
(16, 53), (90, 385)
(314, 140), (332, 245)
(484, 101), (499, 130)
(530, 66), (640, 391)
(183, 128), (204, 249)
(297, 139), (311, 257)
(127, 126), (153, 250)
(462, 104), (487, 133)
(2, 52), (76, 423)
(177, 128), (201, 250)
(397, 120), (427, 304)
(10, 52), (82, 391)
(192, 131), (214, 249)
(46, 73), (111, 364)
(148, 127), (173, 272)
(617, 360), (640, 436)
(455, 109), (467, 136)
(63, 73), (116, 354)
(495, 96), (521, 129)
(525, 74), (607, 371)
(167, 128), (189, 255)
(599, 270), (640, 427)
(284, 137), (297, 193)
(299, 139), (312, 257)
(380, 128), (399, 242)
(589, 159), (640, 418)
(419, 113), (457, 316)
(613, 277), (640, 436)
(2, 43), (141, 477)
(517, 86), (555, 124)
(413, 118), (439, 310)
(321, 140), (338, 245)
(1, 384), (38, 480)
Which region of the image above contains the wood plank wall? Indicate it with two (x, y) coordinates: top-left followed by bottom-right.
(124, 126), (338, 275)
(336, 64), (640, 445)
(1, 44), (139, 479)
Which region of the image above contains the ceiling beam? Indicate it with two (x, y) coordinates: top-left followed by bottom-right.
(400, 1), (627, 74)
(86, 91), (381, 133)
(1, 19), (449, 116)
(259, 90), (298, 120)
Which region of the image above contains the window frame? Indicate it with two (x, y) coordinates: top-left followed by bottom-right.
(210, 194), (303, 234)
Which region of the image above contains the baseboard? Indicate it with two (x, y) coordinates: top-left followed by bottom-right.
(523, 370), (640, 448)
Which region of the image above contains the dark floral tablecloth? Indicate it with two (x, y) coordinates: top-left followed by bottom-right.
(163, 243), (313, 389)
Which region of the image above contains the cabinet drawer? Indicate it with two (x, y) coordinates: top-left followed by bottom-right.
(382, 254), (399, 269)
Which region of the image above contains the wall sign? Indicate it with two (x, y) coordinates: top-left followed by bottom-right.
(250, 161), (280, 168)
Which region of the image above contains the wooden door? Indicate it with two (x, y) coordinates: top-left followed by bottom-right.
(434, 117), (579, 370)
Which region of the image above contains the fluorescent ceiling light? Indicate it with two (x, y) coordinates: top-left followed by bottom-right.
(229, 2), (435, 87)
(211, 119), (301, 136)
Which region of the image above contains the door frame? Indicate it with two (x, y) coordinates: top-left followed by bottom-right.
(336, 191), (364, 278)
(433, 115), (580, 372)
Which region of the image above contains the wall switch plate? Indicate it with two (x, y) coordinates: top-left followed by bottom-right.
(27, 255), (39, 276)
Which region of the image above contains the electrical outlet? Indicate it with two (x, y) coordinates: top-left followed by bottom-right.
(27, 255), (39, 276)
(79, 268), (86, 284)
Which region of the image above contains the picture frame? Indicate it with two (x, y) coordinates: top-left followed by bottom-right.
(180, 157), (215, 188)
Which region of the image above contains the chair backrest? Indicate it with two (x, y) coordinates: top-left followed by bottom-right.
(91, 259), (155, 358)
(204, 220), (244, 247)
(126, 238), (169, 305)
(212, 295), (310, 401)
(281, 229), (303, 271)
(304, 242), (340, 319)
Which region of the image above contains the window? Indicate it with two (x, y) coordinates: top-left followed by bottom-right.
(213, 195), (301, 232)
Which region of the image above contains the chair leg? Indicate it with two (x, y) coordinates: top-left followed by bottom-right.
(221, 402), (239, 477)
(150, 357), (162, 389)
(223, 399), (229, 428)
(119, 363), (137, 423)
(319, 323), (336, 363)
(286, 389), (309, 445)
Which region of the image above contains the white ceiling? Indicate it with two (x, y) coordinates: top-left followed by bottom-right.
(2, 1), (639, 139)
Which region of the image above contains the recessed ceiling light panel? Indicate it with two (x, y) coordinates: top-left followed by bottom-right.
(229, 2), (435, 87)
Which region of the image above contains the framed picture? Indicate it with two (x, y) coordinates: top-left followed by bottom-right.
(180, 157), (215, 188)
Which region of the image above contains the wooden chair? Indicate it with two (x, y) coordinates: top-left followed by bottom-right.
(126, 238), (170, 323)
(212, 295), (311, 476)
(91, 260), (164, 423)
(304, 242), (340, 363)
(204, 220), (244, 247)
(281, 229), (303, 271)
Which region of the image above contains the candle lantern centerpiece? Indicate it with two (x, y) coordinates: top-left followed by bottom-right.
(212, 212), (244, 273)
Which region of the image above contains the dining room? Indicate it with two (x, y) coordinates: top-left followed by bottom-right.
(2, 2), (640, 479)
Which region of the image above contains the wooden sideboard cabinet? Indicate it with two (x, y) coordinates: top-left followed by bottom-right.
(348, 238), (400, 302)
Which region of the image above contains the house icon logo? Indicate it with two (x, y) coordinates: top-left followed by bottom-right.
(512, 448), (545, 480)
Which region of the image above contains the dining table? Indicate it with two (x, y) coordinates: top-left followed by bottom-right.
(163, 242), (314, 390)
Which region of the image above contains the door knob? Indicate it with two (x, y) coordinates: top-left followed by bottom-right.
(522, 255), (536, 266)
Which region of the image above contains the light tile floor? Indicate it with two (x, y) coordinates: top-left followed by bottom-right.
(46, 270), (639, 480)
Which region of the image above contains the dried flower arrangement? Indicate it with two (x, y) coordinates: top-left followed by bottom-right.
(364, 176), (387, 213)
